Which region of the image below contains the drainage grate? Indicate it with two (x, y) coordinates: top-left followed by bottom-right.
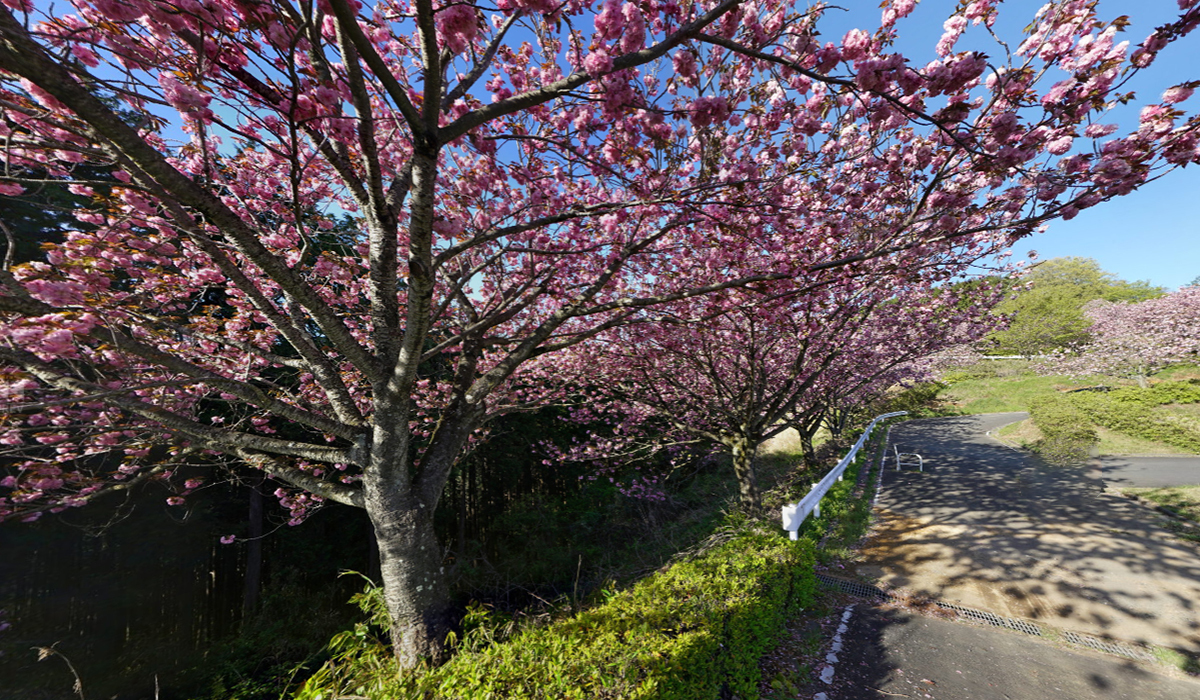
(819, 573), (1163, 662)
(816, 573), (887, 599)
(1061, 630), (1157, 662)
(934, 601), (1046, 637)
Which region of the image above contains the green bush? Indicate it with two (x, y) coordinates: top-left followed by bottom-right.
(293, 532), (816, 700)
(1026, 381), (1200, 460)
(1028, 396), (1098, 464)
(294, 419), (899, 700)
(424, 531), (816, 700)
(1113, 380), (1200, 407)
(1068, 384), (1200, 454)
(876, 381), (954, 418)
(941, 364), (998, 384)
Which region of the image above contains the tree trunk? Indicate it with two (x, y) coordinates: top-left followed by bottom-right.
(799, 428), (817, 469)
(241, 478), (264, 621)
(729, 435), (761, 509)
(367, 518), (380, 583)
(368, 495), (454, 668)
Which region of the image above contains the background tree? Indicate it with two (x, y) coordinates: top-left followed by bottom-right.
(1, 0), (1199, 667)
(554, 279), (999, 509)
(1039, 286), (1200, 387)
(987, 257), (1165, 356)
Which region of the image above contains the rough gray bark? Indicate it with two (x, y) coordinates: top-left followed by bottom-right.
(728, 434), (762, 510)
(366, 490), (454, 666)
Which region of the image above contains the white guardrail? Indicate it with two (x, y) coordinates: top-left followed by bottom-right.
(780, 411), (907, 540)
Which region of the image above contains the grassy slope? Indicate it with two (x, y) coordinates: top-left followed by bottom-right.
(997, 419), (1194, 456)
(943, 362), (1200, 456)
(941, 363), (1108, 414)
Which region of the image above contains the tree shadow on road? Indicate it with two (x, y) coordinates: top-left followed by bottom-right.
(829, 603), (1200, 700)
(861, 414), (1200, 653)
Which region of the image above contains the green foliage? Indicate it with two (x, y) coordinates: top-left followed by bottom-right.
(290, 575), (400, 700)
(1123, 485), (1200, 527)
(181, 568), (363, 700)
(1026, 380), (1200, 462)
(988, 257), (1164, 356)
(1027, 396), (1099, 464)
(292, 417), (898, 700)
(940, 363), (1103, 414)
(874, 382), (953, 418)
(1066, 382), (1200, 453)
(424, 532), (816, 700)
(293, 532), (816, 700)
(940, 363), (999, 384)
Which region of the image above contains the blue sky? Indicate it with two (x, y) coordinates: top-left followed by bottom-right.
(1007, 163), (1199, 290)
(996, 1), (1200, 291)
(823, 1), (1200, 290)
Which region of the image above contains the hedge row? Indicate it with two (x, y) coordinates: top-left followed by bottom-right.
(1106, 380), (1200, 408)
(1027, 381), (1200, 461)
(422, 531), (816, 699)
(1028, 395), (1099, 464)
(415, 424), (896, 699)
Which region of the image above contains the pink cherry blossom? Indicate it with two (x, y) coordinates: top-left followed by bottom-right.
(0, 0), (1197, 668)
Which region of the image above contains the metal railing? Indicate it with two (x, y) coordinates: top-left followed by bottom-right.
(780, 411), (907, 540)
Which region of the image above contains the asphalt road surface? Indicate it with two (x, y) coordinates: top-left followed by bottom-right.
(988, 411), (1200, 488)
(861, 413), (1200, 651)
(828, 605), (1200, 700)
(1094, 455), (1200, 488)
(820, 414), (1200, 699)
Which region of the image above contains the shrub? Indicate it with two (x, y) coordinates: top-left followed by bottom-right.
(1028, 396), (1098, 464)
(1026, 381), (1200, 459)
(293, 419), (897, 700)
(293, 531), (816, 700)
(1068, 388), (1200, 454)
(423, 531), (816, 700)
(941, 364), (998, 384)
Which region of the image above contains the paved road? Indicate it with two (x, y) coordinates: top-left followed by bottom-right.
(988, 411), (1200, 488)
(1095, 455), (1200, 488)
(830, 605), (1200, 699)
(857, 414), (1200, 652)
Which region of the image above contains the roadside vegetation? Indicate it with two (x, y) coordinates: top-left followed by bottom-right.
(938, 356), (1200, 561)
(1121, 486), (1200, 544)
(202, 405), (908, 700)
(185, 441), (819, 700)
(939, 360), (1200, 458)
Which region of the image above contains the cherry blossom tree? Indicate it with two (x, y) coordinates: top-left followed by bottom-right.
(0, 0), (1199, 666)
(1041, 286), (1200, 387)
(555, 279), (1000, 509)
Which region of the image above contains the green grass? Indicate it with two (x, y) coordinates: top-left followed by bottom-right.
(996, 419), (1193, 456)
(942, 367), (1112, 414)
(288, 419), (900, 700)
(943, 362), (1200, 416)
(944, 363), (1200, 460)
(995, 417), (1040, 446)
(1122, 485), (1200, 525)
(1155, 364), (1200, 382)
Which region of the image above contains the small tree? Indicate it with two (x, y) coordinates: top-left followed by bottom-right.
(558, 280), (998, 509)
(988, 257), (1165, 356)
